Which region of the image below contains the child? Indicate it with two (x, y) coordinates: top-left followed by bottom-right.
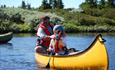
(48, 25), (68, 55)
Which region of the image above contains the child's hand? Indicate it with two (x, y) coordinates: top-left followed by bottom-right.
(56, 34), (59, 40)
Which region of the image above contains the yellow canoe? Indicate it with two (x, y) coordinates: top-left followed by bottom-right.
(35, 34), (109, 70)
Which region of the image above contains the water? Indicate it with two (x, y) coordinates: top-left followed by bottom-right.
(0, 33), (115, 70)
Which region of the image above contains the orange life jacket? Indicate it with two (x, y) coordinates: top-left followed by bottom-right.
(54, 32), (65, 53)
(54, 38), (65, 53)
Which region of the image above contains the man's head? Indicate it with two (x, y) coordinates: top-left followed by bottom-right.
(41, 16), (50, 23)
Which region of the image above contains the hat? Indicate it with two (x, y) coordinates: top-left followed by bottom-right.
(53, 25), (64, 32)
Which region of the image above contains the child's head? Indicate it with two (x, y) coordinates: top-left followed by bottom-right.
(53, 25), (65, 37)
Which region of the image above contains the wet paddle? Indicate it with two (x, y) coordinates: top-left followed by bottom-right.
(46, 32), (61, 68)
(46, 52), (52, 68)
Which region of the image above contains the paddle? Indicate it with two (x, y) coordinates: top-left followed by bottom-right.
(46, 52), (52, 68)
(46, 31), (61, 68)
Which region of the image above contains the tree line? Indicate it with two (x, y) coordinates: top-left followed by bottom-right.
(80, 0), (115, 9)
(0, 0), (64, 10)
(39, 0), (64, 9)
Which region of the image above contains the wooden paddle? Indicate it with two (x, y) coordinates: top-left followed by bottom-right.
(46, 52), (52, 68)
(46, 31), (62, 68)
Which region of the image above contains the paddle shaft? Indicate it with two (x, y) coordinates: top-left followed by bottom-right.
(46, 52), (52, 68)
(46, 32), (62, 68)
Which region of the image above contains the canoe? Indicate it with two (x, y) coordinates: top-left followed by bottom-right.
(35, 34), (109, 70)
(0, 32), (13, 44)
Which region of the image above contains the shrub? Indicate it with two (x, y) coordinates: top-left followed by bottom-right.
(16, 23), (32, 32)
(63, 23), (78, 33)
(79, 16), (96, 26)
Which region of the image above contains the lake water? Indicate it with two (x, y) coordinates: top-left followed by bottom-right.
(0, 33), (115, 70)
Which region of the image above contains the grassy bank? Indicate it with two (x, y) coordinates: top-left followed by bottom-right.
(0, 8), (115, 33)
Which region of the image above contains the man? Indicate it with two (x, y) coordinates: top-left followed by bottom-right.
(36, 16), (53, 53)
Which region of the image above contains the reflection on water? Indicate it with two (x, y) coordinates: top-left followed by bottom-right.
(0, 33), (115, 70)
(0, 43), (13, 49)
(13, 33), (35, 37)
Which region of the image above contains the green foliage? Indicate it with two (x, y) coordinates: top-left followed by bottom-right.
(0, 21), (13, 33)
(102, 8), (115, 20)
(63, 23), (78, 33)
(79, 17), (96, 26)
(16, 23), (32, 32)
(84, 8), (102, 16)
(50, 17), (62, 25)
(1, 7), (115, 33)
(104, 18), (115, 25)
(80, 2), (91, 10)
(30, 18), (40, 31)
(0, 12), (9, 21)
(10, 13), (24, 24)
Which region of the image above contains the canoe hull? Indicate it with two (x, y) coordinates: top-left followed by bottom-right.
(0, 32), (13, 44)
(35, 34), (109, 70)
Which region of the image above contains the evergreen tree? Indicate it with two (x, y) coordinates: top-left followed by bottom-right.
(57, 0), (64, 9)
(100, 0), (106, 5)
(3, 5), (6, 8)
(21, 1), (26, 9)
(53, 0), (58, 9)
(83, 0), (97, 8)
(99, 0), (106, 8)
(40, 0), (48, 9)
(49, 0), (53, 6)
(0, 5), (6, 8)
(90, 0), (97, 7)
(27, 3), (31, 9)
(108, 0), (115, 7)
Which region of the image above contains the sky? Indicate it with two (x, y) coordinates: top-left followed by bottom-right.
(0, 0), (85, 9)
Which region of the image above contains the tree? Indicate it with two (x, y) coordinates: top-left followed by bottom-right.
(53, 0), (58, 9)
(42, 0), (47, 9)
(90, 0), (97, 7)
(3, 5), (6, 8)
(21, 1), (26, 9)
(27, 3), (31, 9)
(1, 5), (6, 8)
(107, 0), (115, 7)
(49, 0), (53, 6)
(57, 0), (64, 9)
(39, 0), (64, 9)
(100, 0), (106, 5)
(80, 0), (97, 9)
(99, 0), (106, 8)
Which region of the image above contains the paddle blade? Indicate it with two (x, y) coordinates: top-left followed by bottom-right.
(46, 63), (50, 68)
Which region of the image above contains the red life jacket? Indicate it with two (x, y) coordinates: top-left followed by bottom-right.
(37, 22), (53, 47)
(39, 22), (53, 35)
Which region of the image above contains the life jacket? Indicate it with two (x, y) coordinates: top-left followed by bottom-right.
(50, 35), (65, 53)
(37, 22), (53, 48)
(55, 38), (65, 53)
